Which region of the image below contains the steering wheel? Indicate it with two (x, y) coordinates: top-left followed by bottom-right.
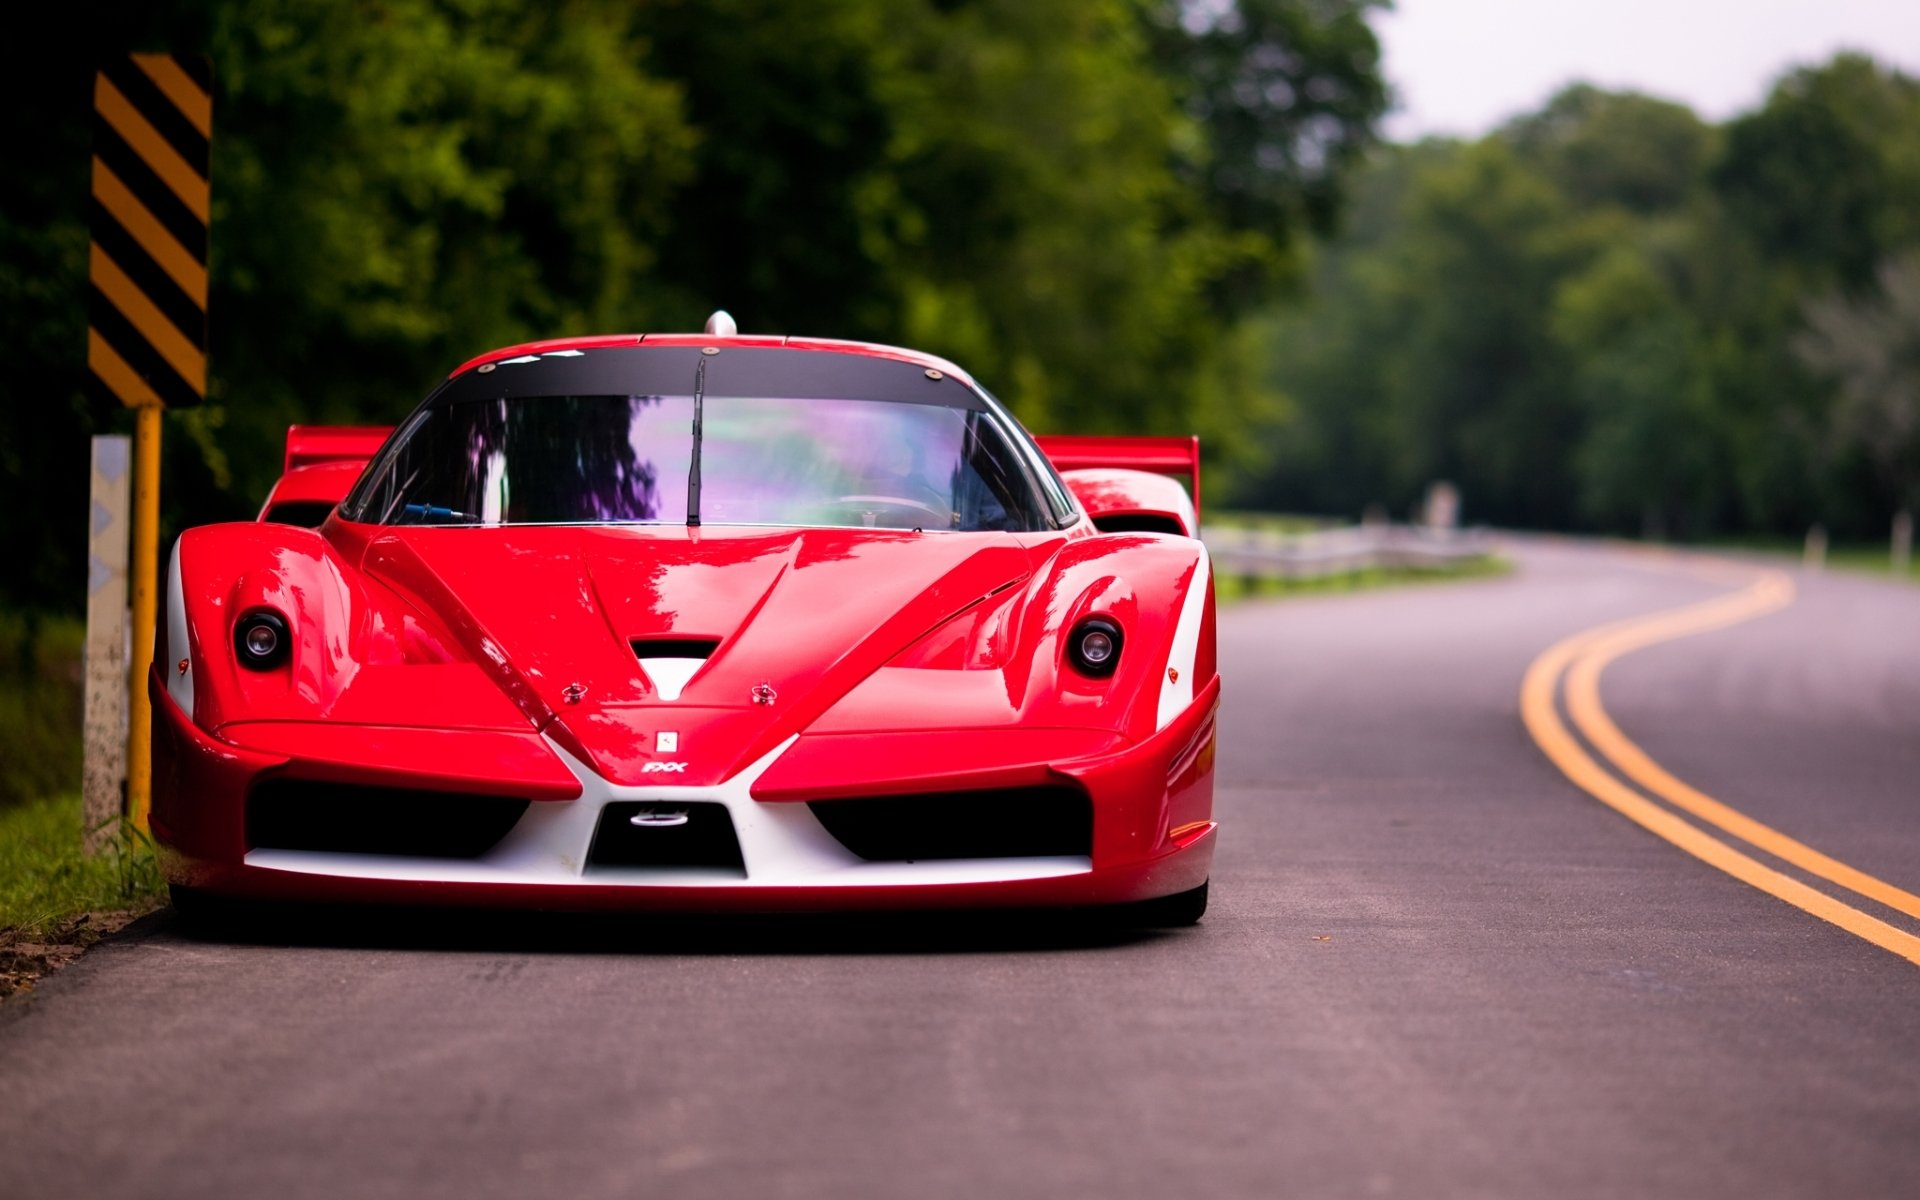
(826, 494), (950, 525)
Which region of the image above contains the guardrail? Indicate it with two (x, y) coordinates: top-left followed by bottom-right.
(1200, 522), (1497, 581)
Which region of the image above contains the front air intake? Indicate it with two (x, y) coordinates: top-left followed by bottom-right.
(808, 787), (1092, 861)
(246, 781), (529, 857)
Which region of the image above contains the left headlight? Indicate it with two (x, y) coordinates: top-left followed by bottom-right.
(234, 608), (291, 671)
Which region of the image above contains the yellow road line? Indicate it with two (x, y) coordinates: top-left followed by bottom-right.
(1520, 563), (1920, 966)
(1562, 573), (1920, 922)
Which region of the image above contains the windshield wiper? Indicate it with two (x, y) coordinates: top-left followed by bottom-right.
(687, 355), (706, 527)
(399, 503), (476, 525)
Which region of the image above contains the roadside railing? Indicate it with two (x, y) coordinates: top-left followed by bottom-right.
(1200, 521), (1497, 582)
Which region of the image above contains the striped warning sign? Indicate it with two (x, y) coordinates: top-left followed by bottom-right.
(88, 54), (211, 410)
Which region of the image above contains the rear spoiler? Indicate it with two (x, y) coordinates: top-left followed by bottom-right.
(284, 425), (392, 475)
(260, 426), (394, 527)
(1033, 435), (1202, 523)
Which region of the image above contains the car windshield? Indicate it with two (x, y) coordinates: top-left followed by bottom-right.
(344, 394), (1052, 532)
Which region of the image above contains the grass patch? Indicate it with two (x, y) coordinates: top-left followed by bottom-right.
(0, 793), (164, 934)
(1703, 536), (1918, 584)
(0, 792), (164, 999)
(1821, 547), (1917, 583)
(0, 610), (162, 996)
(1214, 554), (1511, 604)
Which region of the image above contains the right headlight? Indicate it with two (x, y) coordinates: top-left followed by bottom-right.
(1067, 616), (1122, 678)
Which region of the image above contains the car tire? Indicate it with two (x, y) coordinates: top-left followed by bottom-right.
(1129, 879), (1208, 927)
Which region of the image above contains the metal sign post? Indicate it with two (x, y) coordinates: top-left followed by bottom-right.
(87, 53), (211, 833)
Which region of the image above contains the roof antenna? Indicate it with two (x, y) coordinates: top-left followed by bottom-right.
(689, 310), (731, 525)
(687, 354), (706, 527)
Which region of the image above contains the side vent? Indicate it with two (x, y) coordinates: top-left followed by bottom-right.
(261, 501), (336, 528)
(1091, 513), (1186, 536)
(631, 638), (720, 701)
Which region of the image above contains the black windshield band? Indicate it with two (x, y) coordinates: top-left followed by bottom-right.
(338, 345), (1048, 528)
(434, 346), (988, 410)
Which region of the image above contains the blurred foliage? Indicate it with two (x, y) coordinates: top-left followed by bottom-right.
(1242, 53), (1920, 542)
(1793, 251), (1920, 513)
(0, 0), (1386, 614)
(0, 614), (85, 812)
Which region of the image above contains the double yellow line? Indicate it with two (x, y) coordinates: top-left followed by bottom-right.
(1521, 557), (1920, 966)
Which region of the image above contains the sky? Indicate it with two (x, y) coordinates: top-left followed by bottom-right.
(1372, 0), (1920, 140)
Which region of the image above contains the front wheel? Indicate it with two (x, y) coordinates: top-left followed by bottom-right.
(1127, 879), (1208, 927)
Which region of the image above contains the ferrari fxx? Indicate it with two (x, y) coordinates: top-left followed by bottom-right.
(154, 318), (1218, 922)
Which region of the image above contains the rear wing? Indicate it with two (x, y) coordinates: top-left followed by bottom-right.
(1033, 435), (1202, 524)
(260, 425), (394, 527)
(284, 425), (392, 474)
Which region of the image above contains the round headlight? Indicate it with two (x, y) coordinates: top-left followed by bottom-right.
(234, 609), (290, 671)
(245, 623), (278, 658)
(1068, 617), (1123, 678)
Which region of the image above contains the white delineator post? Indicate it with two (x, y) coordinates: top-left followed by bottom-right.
(1423, 480), (1460, 539)
(83, 435), (132, 853)
(1804, 524), (1828, 572)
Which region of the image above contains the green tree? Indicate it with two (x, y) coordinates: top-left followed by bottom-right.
(201, 0), (698, 512)
(1240, 54), (1920, 544)
(1551, 243), (1724, 536)
(1, 0), (1388, 614)
(1504, 85), (1715, 216)
(1712, 54), (1920, 288)
(1238, 142), (1464, 517)
(1698, 56), (1920, 535)
(0, 0), (702, 608)
(1141, 0), (1388, 308)
(1793, 252), (1920, 518)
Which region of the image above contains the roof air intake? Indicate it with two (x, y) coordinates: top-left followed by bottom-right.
(631, 638), (721, 702)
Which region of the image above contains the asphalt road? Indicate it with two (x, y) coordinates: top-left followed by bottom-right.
(4, 540), (1918, 1199)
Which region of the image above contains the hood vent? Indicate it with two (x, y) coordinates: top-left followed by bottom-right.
(631, 638), (720, 702)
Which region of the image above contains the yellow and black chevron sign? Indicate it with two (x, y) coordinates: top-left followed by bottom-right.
(88, 54), (211, 410)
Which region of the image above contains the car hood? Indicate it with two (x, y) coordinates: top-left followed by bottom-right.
(360, 525), (1033, 785)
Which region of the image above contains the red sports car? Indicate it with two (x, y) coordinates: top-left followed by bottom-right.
(153, 319), (1219, 923)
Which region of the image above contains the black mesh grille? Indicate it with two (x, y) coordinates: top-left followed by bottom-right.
(808, 787), (1091, 861)
(247, 780), (529, 857)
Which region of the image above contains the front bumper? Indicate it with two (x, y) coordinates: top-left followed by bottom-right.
(152, 672), (1218, 913)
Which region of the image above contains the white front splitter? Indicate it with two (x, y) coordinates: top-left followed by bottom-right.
(244, 736), (1092, 887)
